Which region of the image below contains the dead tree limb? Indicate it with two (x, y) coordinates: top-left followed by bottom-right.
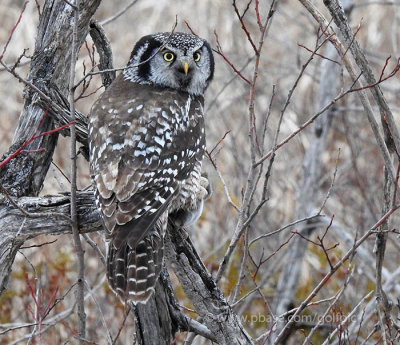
(166, 225), (254, 345)
(0, 192), (101, 295)
(0, 0), (101, 300)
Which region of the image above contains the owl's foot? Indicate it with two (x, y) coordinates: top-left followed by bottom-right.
(198, 174), (212, 201)
(169, 173), (211, 228)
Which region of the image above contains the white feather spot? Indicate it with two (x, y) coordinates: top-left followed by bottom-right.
(154, 136), (165, 147)
(156, 195), (166, 203)
(134, 149), (146, 157)
(112, 143), (123, 150)
(137, 141), (145, 149)
(136, 267), (147, 272)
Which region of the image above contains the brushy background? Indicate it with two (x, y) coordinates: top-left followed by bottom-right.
(1, 0), (399, 344)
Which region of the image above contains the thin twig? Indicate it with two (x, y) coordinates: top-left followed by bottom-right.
(82, 233), (106, 266)
(0, 2), (28, 62)
(99, 0), (140, 26)
(68, 2), (86, 342)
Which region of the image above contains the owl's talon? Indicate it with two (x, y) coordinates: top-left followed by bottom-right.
(199, 175), (212, 200)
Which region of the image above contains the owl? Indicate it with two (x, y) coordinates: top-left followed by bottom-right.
(88, 32), (214, 304)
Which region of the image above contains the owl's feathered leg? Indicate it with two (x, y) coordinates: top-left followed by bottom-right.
(107, 214), (167, 304)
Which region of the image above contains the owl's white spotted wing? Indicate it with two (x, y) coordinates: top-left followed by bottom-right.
(89, 74), (205, 251)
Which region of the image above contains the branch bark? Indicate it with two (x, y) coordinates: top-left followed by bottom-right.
(166, 225), (254, 345)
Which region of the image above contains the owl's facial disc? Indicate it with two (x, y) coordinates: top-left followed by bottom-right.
(124, 32), (214, 96)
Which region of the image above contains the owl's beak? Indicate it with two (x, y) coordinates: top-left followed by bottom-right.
(183, 61), (189, 76)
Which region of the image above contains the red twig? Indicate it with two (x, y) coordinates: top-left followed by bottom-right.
(349, 56), (400, 93)
(34, 0), (41, 16)
(0, 2), (28, 62)
(252, 249), (264, 282)
(183, 20), (198, 36)
(291, 230), (319, 246)
(342, 19), (363, 58)
(255, 0), (263, 30)
(319, 20), (340, 50)
(253, 232), (296, 280)
(205, 149), (217, 170)
(292, 215), (339, 270)
(84, 40), (95, 65)
(0, 112), (75, 169)
(25, 273), (59, 339)
(76, 85), (103, 100)
(232, 0), (258, 54)
(209, 129), (232, 156)
(75, 41), (102, 101)
(379, 55), (392, 81)
(317, 216), (339, 269)
(241, 0), (253, 20)
(112, 307), (131, 345)
(213, 30), (251, 84)
(298, 42), (340, 64)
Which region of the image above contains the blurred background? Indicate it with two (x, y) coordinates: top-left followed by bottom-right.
(1, 0), (400, 344)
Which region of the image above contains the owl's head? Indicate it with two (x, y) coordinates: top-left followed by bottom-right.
(123, 32), (214, 96)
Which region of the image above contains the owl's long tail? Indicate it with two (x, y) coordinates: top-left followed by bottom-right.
(106, 230), (164, 304)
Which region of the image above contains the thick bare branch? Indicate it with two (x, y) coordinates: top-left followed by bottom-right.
(0, 192), (101, 295)
(165, 226), (254, 345)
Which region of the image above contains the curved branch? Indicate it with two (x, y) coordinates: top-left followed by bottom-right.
(0, 191), (102, 295)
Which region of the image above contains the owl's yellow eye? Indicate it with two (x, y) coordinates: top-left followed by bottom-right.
(193, 51), (201, 62)
(163, 51), (175, 62)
